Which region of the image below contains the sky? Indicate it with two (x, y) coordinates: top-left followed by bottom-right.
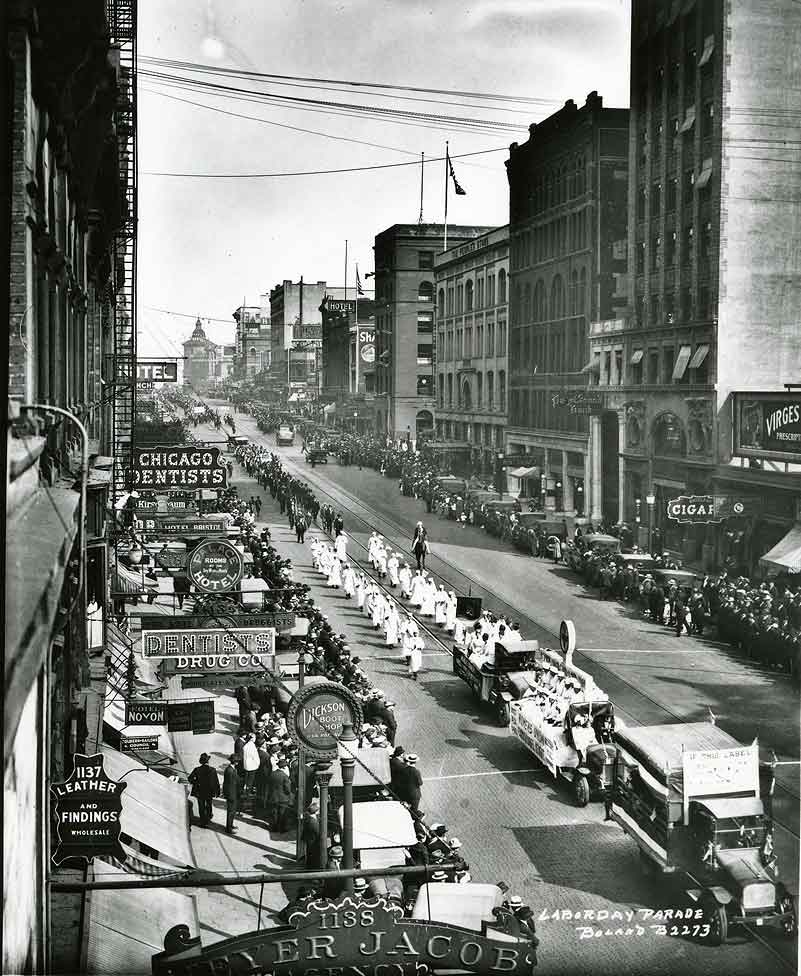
(137, 0), (631, 358)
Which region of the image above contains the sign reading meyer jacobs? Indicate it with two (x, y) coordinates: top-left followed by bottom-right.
(143, 628), (275, 659)
(733, 391), (801, 463)
(132, 446), (228, 489)
(153, 895), (537, 976)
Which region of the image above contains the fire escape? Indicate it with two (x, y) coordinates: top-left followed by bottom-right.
(107, 0), (137, 503)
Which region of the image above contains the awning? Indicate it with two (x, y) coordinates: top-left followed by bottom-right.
(412, 883), (503, 932)
(759, 523), (801, 575)
(699, 35), (715, 67)
(696, 159), (714, 190)
(113, 562), (158, 595)
(581, 358), (601, 374)
(359, 847), (408, 871)
(323, 403), (337, 414)
(101, 748), (195, 869)
(630, 349), (644, 365)
(508, 466), (540, 480)
(679, 105), (696, 133)
(688, 344), (710, 369)
(329, 748), (390, 789)
(84, 862), (199, 975)
(340, 800), (417, 850)
(672, 344), (693, 380)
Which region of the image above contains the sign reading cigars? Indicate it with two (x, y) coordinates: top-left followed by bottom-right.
(286, 681), (363, 760)
(50, 753), (127, 865)
(666, 495), (746, 524)
(153, 895), (537, 976)
(132, 445), (228, 489)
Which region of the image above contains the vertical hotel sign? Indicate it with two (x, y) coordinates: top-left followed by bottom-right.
(733, 392), (801, 464)
(131, 446), (228, 489)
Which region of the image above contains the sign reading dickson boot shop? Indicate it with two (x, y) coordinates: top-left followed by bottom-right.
(131, 446), (228, 488)
(50, 753), (127, 865)
(153, 895), (538, 976)
(733, 391), (801, 463)
(286, 682), (363, 760)
(187, 539), (244, 593)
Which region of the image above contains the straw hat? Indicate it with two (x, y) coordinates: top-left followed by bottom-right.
(430, 871), (448, 882)
(353, 877), (368, 891)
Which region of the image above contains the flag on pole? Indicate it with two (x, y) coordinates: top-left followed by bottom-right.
(356, 266), (364, 296)
(447, 149), (466, 196)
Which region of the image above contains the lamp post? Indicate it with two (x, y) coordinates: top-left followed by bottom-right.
(337, 719), (358, 894)
(646, 492), (656, 553)
(315, 762), (333, 871)
(295, 649), (314, 862)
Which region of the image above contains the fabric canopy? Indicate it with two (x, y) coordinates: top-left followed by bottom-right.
(340, 800), (417, 850)
(329, 748), (390, 789)
(759, 523), (801, 575)
(509, 466), (540, 480)
(84, 862), (199, 975)
(412, 883), (503, 932)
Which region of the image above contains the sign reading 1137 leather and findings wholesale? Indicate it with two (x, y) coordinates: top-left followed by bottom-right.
(131, 445), (228, 488)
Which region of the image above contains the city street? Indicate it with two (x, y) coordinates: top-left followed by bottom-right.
(194, 406), (799, 976)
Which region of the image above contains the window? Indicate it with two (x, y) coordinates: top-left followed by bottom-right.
(447, 374), (453, 406)
(636, 241), (646, 275)
(417, 311), (434, 333)
(683, 224), (694, 264)
(652, 182), (662, 216)
(702, 101), (714, 140)
(487, 274), (495, 306)
(438, 288), (445, 317)
(631, 349), (644, 385)
(651, 235), (662, 271)
(648, 349), (659, 384)
(438, 373), (445, 408)
(418, 280), (434, 302)
(603, 351), (612, 385)
(477, 277), (484, 309)
(437, 331), (445, 361)
(498, 269), (507, 303)
(417, 374), (433, 396)
(498, 320), (507, 355)
(465, 279), (474, 311)
(524, 282), (532, 322)
(447, 287), (454, 314)
(578, 268), (587, 312)
(701, 220), (713, 267)
(498, 370), (506, 411)
(666, 229), (677, 266)
(654, 121), (663, 160)
(456, 284), (464, 313)
(684, 168), (695, 197)
(662, 346), (675, 384)
(417, 343), (433, 366)
(487, 371), (494, 409)
(550, 275), (565, 319)
(652, 294), (661, 326)
(680, 106), (696, 135)
(418, 251), (434, 269)
(681, 286), (693, 322)
(614, 349), (623, 385)
(664, 292), (675, 324)
(476, 372), (483, 407)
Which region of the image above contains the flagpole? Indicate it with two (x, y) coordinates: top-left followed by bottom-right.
(355, 264), (360, 396)
(444, 141), (449, 252)
(419, 152), (425, 224)
(344, 239), (348, 302)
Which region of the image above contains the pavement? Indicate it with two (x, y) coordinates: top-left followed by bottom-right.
(188, 403), (799, 976)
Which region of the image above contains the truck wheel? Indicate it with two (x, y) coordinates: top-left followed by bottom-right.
(705, 899), (728, 946)
(559, 619), (577, 656)
(779, 893), (797, 937)
(497, 701), (510, 727)
(573, 774), (590, 807)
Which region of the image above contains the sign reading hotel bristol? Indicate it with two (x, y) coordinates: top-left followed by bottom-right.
(132, 446), (228, 489)
(286, 681), (363, 760)
(153, 895), (537, 976)
(187, 539), (244, 593)
(50, 753), (127, 865)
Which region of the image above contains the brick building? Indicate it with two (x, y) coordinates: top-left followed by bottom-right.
(321, 297), (376, 398)
(233, 304), (270, 380)
(505, 93), (629, 516)
(373, 223), (494, 441)
(590, 0), (801, 567)
(434, 226), (509, 477)
(182, 318), (220, 393)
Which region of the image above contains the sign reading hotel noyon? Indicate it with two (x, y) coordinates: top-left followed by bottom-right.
(142, 627), (275, 659)
(132, 446), (228, 489)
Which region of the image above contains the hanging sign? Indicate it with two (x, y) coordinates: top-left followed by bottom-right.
(142, 627), (274, 659)
(165, 652), (274, 673)
(120, 735), (159, 753)
(140, 612), (296, 632)
(137, 362), (178, 383)
(360, 344), (376, 364)
(181, 673), (264, 690)
(131, 446), (228, 489)
(682, 742), (760, 825)
(733, 391), (801, 463)
(153, 895), (538, 976)
(286, 681), (363, 760)
(666, 495), (747, 524)
(187, 538), (244, 592)
(156, 517), (228, 538)
(125, 701), (168, 725)
(50, 753), (127, 865)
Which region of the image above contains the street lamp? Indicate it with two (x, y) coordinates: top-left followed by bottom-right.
(646, 492), (656, 553)
(295, 649), (314, 861)
(337, 719), (358, 894)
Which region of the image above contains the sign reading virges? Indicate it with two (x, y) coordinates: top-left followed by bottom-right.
(733, 391), (801, 463)
(132, 446), (228, 489)
(187, 538), (244, 592)
(142, 627), (275, 659)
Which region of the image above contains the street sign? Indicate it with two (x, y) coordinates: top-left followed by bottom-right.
(120, 735), (160, 753)
(187, 538), (244, 592)
(125, 701), (167, 725)
(50, 753), (127, 866)
(142, 627), (275, 659)
(132, 446), (228, 489)
(286, 681), (363, 760)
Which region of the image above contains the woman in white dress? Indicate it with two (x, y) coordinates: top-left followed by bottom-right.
(434, 586), (448, 627)
(364, 582), (375, 617)
(384, 602), (400, 647)
(371, 590), (385, 629)
(408, 629), (424, 680)
(376, 544), (388, 580)
(387, 551), (400, 588)
(310, 539), (322, 570)
(356, 574), (367, 609)
(367, 532), (380, 567)
(409, 570), (426, 608)
(342, 563), (356, 598)
(399, 562), (413, 600)
(445, 590), (458, 633)
(401, 614), (417, 663)
(327, 554), (342, 588)
(419, 576), (436, 617)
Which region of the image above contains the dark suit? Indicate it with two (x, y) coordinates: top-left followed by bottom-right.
(390, 756), (406, 795)
(303, 812), (321, 867)
(395, 763), (423, 811)
(268, 767), (293, 832)
(223, 763), (241, 832)
(188, 764), (220, 825)
(373, 705), (397, 745)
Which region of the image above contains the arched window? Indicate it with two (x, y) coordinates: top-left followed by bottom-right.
(465, 279), (474, 311)
(570, 270), (579, 315)
(653, 413), (687, 457)
(487, 371), (494, 409)
(498, 269), (507, 304)
(524, 282), (532, 322)
(438, 288), (445, 317)
(498, 370), (506, 411)
(418, 280), (434, 302)
(476, 372), (483, 407)
(533, 279), (546, 322)
(550, 275), (565, 319)
(447, 373), (453, 407)
(462, 381), (472, 410)
(438, 373), (445, 408)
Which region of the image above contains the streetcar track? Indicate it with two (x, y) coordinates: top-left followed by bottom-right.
(269, 440), (801, 845)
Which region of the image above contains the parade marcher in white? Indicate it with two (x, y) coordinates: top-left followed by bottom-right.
(327, 553), (342, 588)
(364, 581), (376, 617)
(384, 601), (400, 647)
(367, 532), (380, 568)
(445, 590), (458, 633)
(376, 542), (388, 580)
(401, 614), (417, 664)
(409, 570), (426, 608)
(371, 589), (386, 630)
(399, 562), (413, 600)
(387, 550), (400, 588)
(434, 585), (448, 627)
(408, 629), (424, 680)
(334, 531), (348, 563)
(342, 562), (356, 598)
(356, 573), (367, 609)
(420, 575), (437, 618)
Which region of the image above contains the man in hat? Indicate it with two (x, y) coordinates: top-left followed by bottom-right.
(352, 877), (369, 901)
(223, 754), (241, 834)
(303, 798), (322, 868)
(188, 753), (220, 827)
(395, 753), (423, 812)
(268, 759), (293, 833)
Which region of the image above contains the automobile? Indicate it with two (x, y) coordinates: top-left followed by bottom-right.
(338, 799), (418, 873)
(227, 434), (249, 448)
(276, 424), (295, 446)
(453, 638), (541, 725)
(306, 447), (328, 465)
(611, 721), (796, 944)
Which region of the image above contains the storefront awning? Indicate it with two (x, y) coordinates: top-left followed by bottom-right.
(84, 862), (199, 975)
(630, 349), (644, 365)
(699, 34), (715, 67)
(680, 105), (696, 133)
(688, 344), (709, 369)
(101, 748), (195, 869)
(759, 523), (801, 575)
(696, 158), (714, 190)
(672, 344), (693, 380)
(509, 466), (540, 480)
(581, 358), (601, 374)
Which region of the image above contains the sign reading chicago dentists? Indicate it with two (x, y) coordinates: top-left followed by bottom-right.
(132, 446), (228, 489)
(153, 895), (537, 976)
(50, 753), (127, 865)
(733, 391), (801, 463)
